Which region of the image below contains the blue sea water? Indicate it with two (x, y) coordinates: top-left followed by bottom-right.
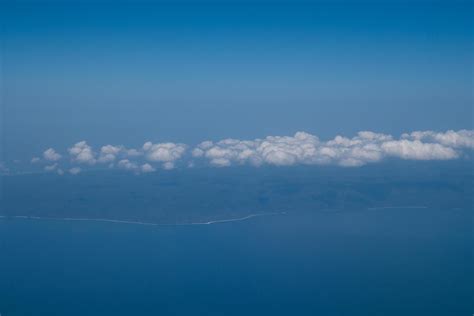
(0, 208), (472, 316)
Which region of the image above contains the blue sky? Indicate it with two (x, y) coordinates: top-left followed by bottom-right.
(1, 1), (473, 162)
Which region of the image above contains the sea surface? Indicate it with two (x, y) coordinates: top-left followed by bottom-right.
(0, 207), (472, 316)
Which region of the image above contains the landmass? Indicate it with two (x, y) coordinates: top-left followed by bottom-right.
(1, 161), (472, 225)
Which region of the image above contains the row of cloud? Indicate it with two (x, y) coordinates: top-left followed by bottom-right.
(28, 129), (473, 174)
(31, 140), (187, 175)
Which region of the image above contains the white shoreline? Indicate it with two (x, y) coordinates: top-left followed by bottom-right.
(367, 206), (428, 210)
(0, 212), (286, 227)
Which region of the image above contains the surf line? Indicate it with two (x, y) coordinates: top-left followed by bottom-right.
(0, 212), (286, 227)
(367, 206), (428, 210)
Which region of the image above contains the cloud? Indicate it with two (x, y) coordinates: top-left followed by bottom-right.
(162, 162), (175, 170)
(143, 142), (187, 169)
(117, 159), (138, 171)
(117, 160), (159, 173)
(381, 139), (458, 160)
(43, 148), (62, 161)
(32, 140), (188, 174)
(69, 167), (81, 175)
(68, 141), (96, 165)
(141, 163), (156, 173)
(27, 129), (474, 175)
(98, 145), (124, 163)
(97, 144), (148, 163)
(44, 163), (58, 171)
(192, 130), (474, 167)
(126, 148), (142, 157)
(402, 129), (474, 149)
(193, 138), (263, 167)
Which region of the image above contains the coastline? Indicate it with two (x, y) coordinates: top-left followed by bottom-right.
(0, 211), (286, 227)
(367, 206), (428, 210)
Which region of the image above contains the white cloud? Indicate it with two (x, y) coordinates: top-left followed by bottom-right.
(141, 163), (156, 173)
(117, 159), (138, 171)
(25, 129), (474, 175)
(402, 129), (474, 149)
(191, 147), (205, 158)
(126, 148), (142, 157)
(98, 145), (123, 163)
(143, 142), (187, 168)
(43, 148), (62, 161)
(192, 130), (474, 167)
(96, 144), (147, 163)
(117, 160), (159, 174)
(69, 167), (81, 175)
(162, 162), (175, 170)
(142, 141), (153, 151)
(68, 141), (96, 165)
(194, 138), (263, 167)
(44, 163), (58, 171)
(57, 168), (64, 175)
(381, 139), (458, 160)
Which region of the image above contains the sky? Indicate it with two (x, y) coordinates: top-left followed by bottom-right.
(1, 0), (473, 167)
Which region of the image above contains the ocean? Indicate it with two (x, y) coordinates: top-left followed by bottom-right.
(0, 207), (472, 316)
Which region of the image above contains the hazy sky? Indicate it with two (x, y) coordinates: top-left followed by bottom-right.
(1, 1), (473, 161)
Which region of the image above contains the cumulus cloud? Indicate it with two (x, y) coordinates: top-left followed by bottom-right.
(143, 142), (187, 169)
(28, 129), (474, 175)
(32, 140), (188, 174)
(192, 130), (474, 167)
(162, 162), (175, 170)
(98, 145), (123, 163)
(126, 148), (142, 157)
(382, 140), (458, 160)
(43, 148), (62, 161)
(68, 141), (96, 165)
(44, 163), (58, 171)
(97, 144), (146, 163)
(141, 163), (156, 173)
(69, 167), (81, 175)
(402, 129), (474, 149)
(117, 159), (138, 171)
